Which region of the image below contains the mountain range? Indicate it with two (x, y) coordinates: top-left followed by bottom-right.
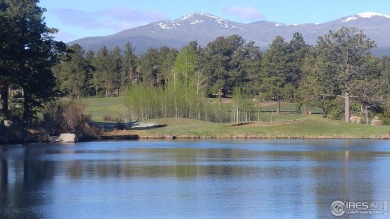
(69, 12), (390, 56)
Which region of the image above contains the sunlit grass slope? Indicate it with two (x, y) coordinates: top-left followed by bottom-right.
(82, 97), (389, 139)
(144, 117), (390, 139)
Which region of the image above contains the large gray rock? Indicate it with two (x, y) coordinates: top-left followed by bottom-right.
(58, 133), (77, 143)
(371, 117), (383, 126)
(350, 116), (361, 124)
(3, 120), (13, 127)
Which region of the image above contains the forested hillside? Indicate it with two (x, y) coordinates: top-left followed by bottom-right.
(1, 1), (390, 143)
(54, 30), (390, 123)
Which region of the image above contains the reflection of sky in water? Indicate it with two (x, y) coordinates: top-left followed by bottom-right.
(1, 140), (389, 218)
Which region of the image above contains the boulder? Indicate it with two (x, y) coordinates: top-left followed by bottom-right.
(371, 119), (383, 126)
(350, 116), (361, 124)
(3, 120), (13, 127)
(58, 133), (77, 143)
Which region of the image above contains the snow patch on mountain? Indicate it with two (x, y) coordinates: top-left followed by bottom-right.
(191, 20), (205, 25)
(157, 12), (246, 30)
(357, 12), (390, 18)
(342, 12), (390, 22)
(158, 22), (180, 29)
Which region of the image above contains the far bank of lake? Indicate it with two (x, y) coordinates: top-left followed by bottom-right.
(100, 117), (390, 140)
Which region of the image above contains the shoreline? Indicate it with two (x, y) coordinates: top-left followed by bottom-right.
(100, 131), (390, 141)
(2, 116), (390, 144)
(2, 132), (389, 145)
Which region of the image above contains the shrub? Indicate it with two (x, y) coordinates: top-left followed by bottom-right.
(381, 107), (390, 125)
(103, 115), (113, 121)
(103, 115), (123, 123)
(42, 100), (101, 140)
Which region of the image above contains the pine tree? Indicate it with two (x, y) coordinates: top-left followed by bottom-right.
(317, 27), (376, 122)
(0, 0), (65, 125)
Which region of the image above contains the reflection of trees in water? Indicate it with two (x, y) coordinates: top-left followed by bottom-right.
(0, 141), (385, 218)
(0, 149), (55, 219)
(63, 148), (255, 179)
(61, 146), (380, 181)
(312, 140), (376, 216)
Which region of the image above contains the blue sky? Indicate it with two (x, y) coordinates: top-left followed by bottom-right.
(39, 0), (390, 42)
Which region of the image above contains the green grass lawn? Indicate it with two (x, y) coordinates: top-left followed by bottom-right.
(144, 117), (390, 139)
(81, 96), (389, 139)
(82, 96), (126, 122)
(82, 96), (312, 122)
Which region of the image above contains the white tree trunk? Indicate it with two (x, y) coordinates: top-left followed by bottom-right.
(344, 91), (350, 123)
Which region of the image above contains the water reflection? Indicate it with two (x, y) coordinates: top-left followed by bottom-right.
(1, 140), (389, 218)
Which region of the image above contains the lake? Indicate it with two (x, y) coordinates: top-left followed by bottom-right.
(1, 140), (389, 218)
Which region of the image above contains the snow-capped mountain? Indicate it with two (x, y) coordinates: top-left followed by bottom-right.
(69, 12), (390, 56)
(157, 12), (246, 30)
(342, 12), (390, 22)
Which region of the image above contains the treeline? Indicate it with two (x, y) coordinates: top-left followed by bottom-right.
(54, 28), (390, 123)
(1, 0), (389, 126)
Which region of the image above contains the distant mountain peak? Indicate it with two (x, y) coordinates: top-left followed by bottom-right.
(357, 12), (390, 18)
(157, 12), (246, 30)
(342, 12), (390, 22)
(70, 11), (390, 57)
(178, 12), (221, 21)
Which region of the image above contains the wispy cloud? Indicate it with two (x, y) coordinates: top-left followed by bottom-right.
(223, 6), (264, 21)
(99, 8), (167, 30)
(52, 7), (167, 31)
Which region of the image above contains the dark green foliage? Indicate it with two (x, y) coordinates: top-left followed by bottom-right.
(0, 0), (65, 127)
(121, 43), (138, 88)
(93, 46), (116, 97)
(316, 27), (376, 122)
(260, 36), (290, 112)
(203, 35), (261, 96)
(261, 33), (310, 113)
(138, 47), (178, 86)
(55, 44), (90, 98)
(55, 30), (389, 124)
(381, 107), (390, 125)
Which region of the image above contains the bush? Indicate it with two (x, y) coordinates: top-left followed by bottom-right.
(380, 107), (390, 125)
(103, 115), (123, 123)
(42, 100), (101, 140)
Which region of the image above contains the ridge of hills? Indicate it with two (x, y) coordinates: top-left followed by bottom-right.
(69, 12), (390, 56)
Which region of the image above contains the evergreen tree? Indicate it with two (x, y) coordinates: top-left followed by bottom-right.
(260, 36), (290, 113)
(111, 46), (122, 95)
(298, 47), (340, 117)
(288, 32), (310, 110)
(121, 42), (138, 88)
(316, 27), (376, 122)
(159, 46), (177, 85)
(0, 0), (65, 125)
(58, 44), (88, 99)
(203, 35), (260, 97)
(93, 46), (116, 97)
(139, 48), (161, 86)
(84, 50), (95, 96)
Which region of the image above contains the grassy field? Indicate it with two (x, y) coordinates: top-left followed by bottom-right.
(82, 96), (389, 139)
(139, 117), (390, 139)
(82, 96), (313, 122)
(82, 96), (126, 122)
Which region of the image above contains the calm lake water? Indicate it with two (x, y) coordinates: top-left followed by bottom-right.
(1, 140), (389, 218)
